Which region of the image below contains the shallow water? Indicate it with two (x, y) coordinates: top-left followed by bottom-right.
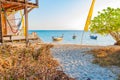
(51, 46), (118, 80)
(29, 30), (115, 46)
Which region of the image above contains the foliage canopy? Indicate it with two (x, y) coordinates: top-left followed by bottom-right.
(89, 7), (120, 43)
(90, 7), (120, 34)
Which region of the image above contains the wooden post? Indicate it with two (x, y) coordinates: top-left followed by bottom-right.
(3, 12), (7, 35)
(36, 0), (38, 6)
(24, 0), (28, 47)
(0, 1), (3, 43)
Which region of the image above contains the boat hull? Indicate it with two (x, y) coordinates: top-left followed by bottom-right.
(52, 37), (63, 41)
(90, 36), (97, 39)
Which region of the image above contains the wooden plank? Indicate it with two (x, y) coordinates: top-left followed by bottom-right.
(3, 34), (39, 42)
(6, 5), (24, 12)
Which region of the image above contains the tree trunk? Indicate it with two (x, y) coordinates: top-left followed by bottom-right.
(110, 32), (120, 45)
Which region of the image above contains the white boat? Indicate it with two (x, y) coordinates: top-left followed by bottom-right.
(52, 34), (64, 41)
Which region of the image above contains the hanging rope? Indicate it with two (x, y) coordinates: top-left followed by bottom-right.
(1, 5), (24, 34)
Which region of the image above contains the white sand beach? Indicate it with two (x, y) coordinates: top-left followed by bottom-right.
(51, 44), (120, 80)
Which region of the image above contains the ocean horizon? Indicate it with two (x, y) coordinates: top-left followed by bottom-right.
(29, 30), (115, 46)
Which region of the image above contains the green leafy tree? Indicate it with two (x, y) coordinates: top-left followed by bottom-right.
(90, 7), (120, 45)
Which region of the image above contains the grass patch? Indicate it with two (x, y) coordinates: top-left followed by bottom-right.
(89, 47), (120, 80)
(0, 43), (74, 80)
(90, 47), (120, 67)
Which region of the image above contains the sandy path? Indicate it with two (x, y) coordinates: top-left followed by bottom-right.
(51, 44), (119, 80)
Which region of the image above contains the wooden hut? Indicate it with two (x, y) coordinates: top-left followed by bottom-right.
(0, 0), (39, 43)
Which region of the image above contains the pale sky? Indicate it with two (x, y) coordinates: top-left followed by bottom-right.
(28, 0), (120, 30)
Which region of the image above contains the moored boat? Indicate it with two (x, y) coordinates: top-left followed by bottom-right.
(52, 37), (63, 41)
(72, 35), (77, 39)
(52, 34), (64, 41)
(90, 35), (97, 40)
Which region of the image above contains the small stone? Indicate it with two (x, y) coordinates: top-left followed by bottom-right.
(87, 78), (91, 80)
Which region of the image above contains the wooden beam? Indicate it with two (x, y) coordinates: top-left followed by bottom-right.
(28, 7), (34, 13)
(6, 6), (36, 13)
(5, 5), (20, 10)
(1, 0), (38, 8)
(6, 6), (24, 12)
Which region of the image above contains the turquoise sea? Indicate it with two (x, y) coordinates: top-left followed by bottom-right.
(29, 30), (115, 46)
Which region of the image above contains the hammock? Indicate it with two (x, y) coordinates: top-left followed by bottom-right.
(2, 6), (24, 34)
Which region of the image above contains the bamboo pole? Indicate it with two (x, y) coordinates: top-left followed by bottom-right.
(0, 1), (3, 43)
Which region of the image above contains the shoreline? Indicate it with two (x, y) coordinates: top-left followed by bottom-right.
(38, 43), (120, 50)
